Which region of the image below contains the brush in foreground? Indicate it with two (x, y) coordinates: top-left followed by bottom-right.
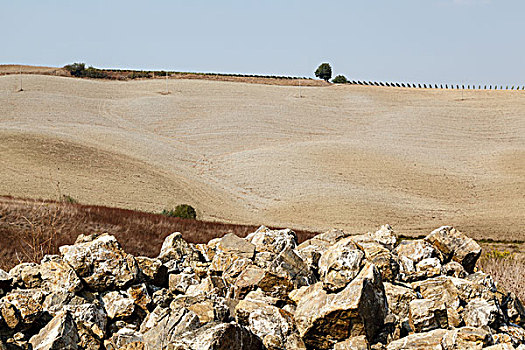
(0, 225), (524, 349)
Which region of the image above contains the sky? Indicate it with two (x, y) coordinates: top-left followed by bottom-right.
(2, 0), (525, 85)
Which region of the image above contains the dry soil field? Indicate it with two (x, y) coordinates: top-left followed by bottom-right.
(0, 72), (523, 241)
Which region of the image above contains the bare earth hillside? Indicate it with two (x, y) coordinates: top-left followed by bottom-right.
(0, 74), (523, 240)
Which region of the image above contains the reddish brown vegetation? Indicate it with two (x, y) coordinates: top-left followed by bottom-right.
(0, 196), (317, 270)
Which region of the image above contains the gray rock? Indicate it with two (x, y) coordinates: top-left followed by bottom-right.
(29, 311), (79, 350)
(318, 236), (365, 292)
(60, 233), (139, 291)
(294, 262), (387, 350)
(169, 321), (264, 350)
(140, 306), (200, 349)
(425, 226), (482, 273)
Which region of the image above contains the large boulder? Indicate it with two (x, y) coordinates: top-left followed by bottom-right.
(169, 321), (264, 350)
(233, 266), (293, 300)
(158, 232), (203, 273)
(294, 262), (387, 349)
(29, 311), (79, 350)
(235, 299), (306, 349)
(0, 290), (45, 330)
(101, 291), (135, 319)
(9, 263), (42, 289)
(424, 226), (482, 273)
(140, 306), (200, 349)
(441, 326), (493, 350)
(135, 256), (168, 287)
(318, 237), (365, 292)
(60, 233), (139, 291)
(245, 226), (298, 254)
(39, 255), (82, 293)
(408, 299), (448, 332)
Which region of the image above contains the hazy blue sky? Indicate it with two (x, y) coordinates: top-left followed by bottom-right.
(2, 0), (524, 85)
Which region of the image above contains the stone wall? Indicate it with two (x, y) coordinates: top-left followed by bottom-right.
(1, 224), (524, 349)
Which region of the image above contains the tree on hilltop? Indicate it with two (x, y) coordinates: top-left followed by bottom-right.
(315, 63), (332, 82)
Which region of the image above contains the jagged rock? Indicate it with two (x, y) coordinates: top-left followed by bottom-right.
(394, 240), (440, 281)
(360, 242), (399, 282)
(169, 321), (264, 350)
(151, 288), (174, 308)
(409, 299), (448, 332)
(384, 282), (417, 320)
(334, 335), (369, 350)
(233, 266), (293, 300)
(169, 273), (200, 294)
(294, 262), (387, 350)
(318, 237), (365, 292)
(101, 291), (135, 319)
(235, 299), (306, 349)
(186, 275), (227, 298)
(140, 306), (200, 349)
(394, 239), (438, 264)
(463, 297), (502, 328)
(499, 324), (525, 347)
(39, 255), (82, 293)
(170, 295), (231, 324)
(127, 284), (151, 315)
(135, 256), (168, 287)
(246, 226), (298, 254)
(254, 245), (316, 288)
(9, 263), (42, 289)
(504, 292), (525, 326)
(29, 311), (79, 350)
(425, 226), (481, 273)
(43, 290), (75, 315)
(412, 276), (461, 308)
(158, 232), (203, 273)
(0, 290), (45, 329)
(63, 302), (107, 350)
(104, 327), (143, 350)
(415, 257), (441, 278)
(216, 233), (255, 260)
(386, 328), (450, 350)
(441, 261), (468, 278)
(60, 233), (139, 291)
(351, 224), (398, 251)
(441, 326), (493, 349)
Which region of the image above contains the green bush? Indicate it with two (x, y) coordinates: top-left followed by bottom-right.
(161, 204), (197, 219)
(83, 67), (109, 79)
(64, 63), (86, 77)
(332, 75), (348, 84)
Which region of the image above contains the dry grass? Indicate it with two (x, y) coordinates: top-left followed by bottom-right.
(0, 196), (316, 270)
(478, 251), (525, 302)
(0, 74), (523, 242)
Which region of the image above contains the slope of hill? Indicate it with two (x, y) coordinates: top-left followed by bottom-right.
(0, 73), (523, 240)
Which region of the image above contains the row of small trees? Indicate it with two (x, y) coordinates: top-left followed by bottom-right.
(315, 63), (524, 89)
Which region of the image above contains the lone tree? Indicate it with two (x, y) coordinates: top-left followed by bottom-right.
(315, 63), (332, 82)
(332, 75), (348, 84)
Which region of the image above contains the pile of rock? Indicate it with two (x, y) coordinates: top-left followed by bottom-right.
(0, 225), (524, 349)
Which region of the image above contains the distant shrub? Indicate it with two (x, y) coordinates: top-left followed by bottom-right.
(83, 67), (109, 79)
(162, 204), (197, 219)
(61, 195), (78, 204)
(64, 63), (86, 77)
(128, 71), (151, 79)
(332, 75), (348, 84)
